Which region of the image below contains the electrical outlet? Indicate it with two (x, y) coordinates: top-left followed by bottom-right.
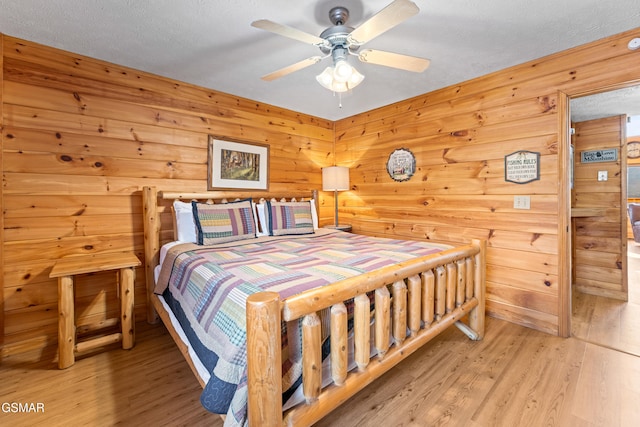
(598, 170), (608, 181)
(514, 195), (531, 210)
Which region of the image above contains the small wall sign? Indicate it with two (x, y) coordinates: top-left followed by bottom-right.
(504, 150), (540, 184)
(386, 148), (416, 182)
(580, 148), (618, 163)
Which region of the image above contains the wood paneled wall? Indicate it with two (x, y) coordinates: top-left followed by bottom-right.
(0, 34), (4, 347)
(2, 27), (640, 355)
(572, 116), (626, 300)
(334, 27), (640, 335)
(0, 35), (334, 356)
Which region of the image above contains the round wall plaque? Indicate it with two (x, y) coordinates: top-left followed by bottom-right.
(386, 148), (416, 182)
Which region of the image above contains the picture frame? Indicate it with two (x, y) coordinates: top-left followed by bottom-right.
(208, 136), (269, 190)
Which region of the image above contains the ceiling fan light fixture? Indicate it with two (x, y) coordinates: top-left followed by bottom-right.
(333, 59), (353, 82)
(347, 66), (364, 87)
(316, 66), (336, 88)
(316, 61), (364, 93)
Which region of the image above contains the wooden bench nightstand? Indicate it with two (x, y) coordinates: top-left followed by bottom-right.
(49, 252), (141, 369)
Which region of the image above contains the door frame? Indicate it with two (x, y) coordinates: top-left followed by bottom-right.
(559, 84), (636, 337)
(558, 91), (571, 337)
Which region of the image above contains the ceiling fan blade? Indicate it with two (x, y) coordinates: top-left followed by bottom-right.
(261, 56), (324, 81)
(348, 0), (419, 46)
(252, 19), (330, 48)
(358, 49), (430, 72)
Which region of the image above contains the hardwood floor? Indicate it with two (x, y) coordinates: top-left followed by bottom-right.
(2, 312), (639, 426)
(318, 316), (640, 427)
(572, 239), (640, 357)
(3, 249), (640, 427)
(0, 323), (217, 427)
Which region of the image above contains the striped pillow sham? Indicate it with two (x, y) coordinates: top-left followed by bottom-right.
(265, 200), (315, 236)
(192, 199), (257, 245)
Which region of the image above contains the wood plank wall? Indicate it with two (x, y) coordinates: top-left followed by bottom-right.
(2, 27), (640, 355)
(334, 27), (640, 335)
(0, 35), (334, 356)
(0, 34), (4, 348)
(572, 116), (626, 300)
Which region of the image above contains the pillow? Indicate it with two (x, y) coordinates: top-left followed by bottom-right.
(173, 200), (197, 243)
(265, 200), (315, 236)
(309, 199), (319, 230)
(256, 199), (318, 235)
(254, 202), (269, 237)
(192, 199), (257, 245)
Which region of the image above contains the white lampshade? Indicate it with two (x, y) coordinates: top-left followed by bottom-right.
(322, 166), (350, 191)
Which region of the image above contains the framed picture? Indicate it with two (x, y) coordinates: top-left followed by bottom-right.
(208, 136), (269, 190)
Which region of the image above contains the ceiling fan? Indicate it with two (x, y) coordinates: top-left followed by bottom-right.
(251, 0), (430, 93)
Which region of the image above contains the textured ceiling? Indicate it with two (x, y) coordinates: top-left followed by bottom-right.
(571, 86), (640, 123)
(0, 0), (639, 120)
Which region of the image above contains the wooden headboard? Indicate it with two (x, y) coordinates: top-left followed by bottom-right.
(142, 186), (319, 323)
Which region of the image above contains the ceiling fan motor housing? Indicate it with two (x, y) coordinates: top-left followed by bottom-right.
(319, 26), (357, 53)
(319, 7), (359, 56)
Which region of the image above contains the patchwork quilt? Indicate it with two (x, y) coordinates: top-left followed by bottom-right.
(155, 229), (449, 426)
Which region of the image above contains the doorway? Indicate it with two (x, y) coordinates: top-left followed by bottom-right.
(569, 88), (640, 356)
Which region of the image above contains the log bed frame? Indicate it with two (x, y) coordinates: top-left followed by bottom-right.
(142, 186), (486, 426)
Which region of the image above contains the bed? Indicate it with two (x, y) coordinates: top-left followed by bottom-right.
(142, 186), (486, 426)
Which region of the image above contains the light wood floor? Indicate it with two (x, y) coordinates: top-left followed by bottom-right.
(572, 240), (640, 357)
(2, 266), (640, 426)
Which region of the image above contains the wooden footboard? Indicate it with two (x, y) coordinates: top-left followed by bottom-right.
(246, 239), (486, 427)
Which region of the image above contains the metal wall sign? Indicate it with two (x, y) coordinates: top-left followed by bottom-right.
(504, 150), (540, 184)
(386, 148), (416, 182)
(580, 148), (618, 163)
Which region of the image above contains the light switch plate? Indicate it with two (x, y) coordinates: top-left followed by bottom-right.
(598, 170), (608, 181)
(514, 195), (531, 209)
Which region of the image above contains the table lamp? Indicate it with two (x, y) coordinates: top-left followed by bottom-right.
(322, 166), (350, 228)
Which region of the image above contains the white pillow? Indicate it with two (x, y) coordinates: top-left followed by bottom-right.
(310, 199), (319, 229)
(253, 202), (268, 237)
(173, 200), (197, 243)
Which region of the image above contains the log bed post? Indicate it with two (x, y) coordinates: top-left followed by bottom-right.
(469, 238), (486, 339)
(246, 291), (283, 427)
(143, 186), (160, 324)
